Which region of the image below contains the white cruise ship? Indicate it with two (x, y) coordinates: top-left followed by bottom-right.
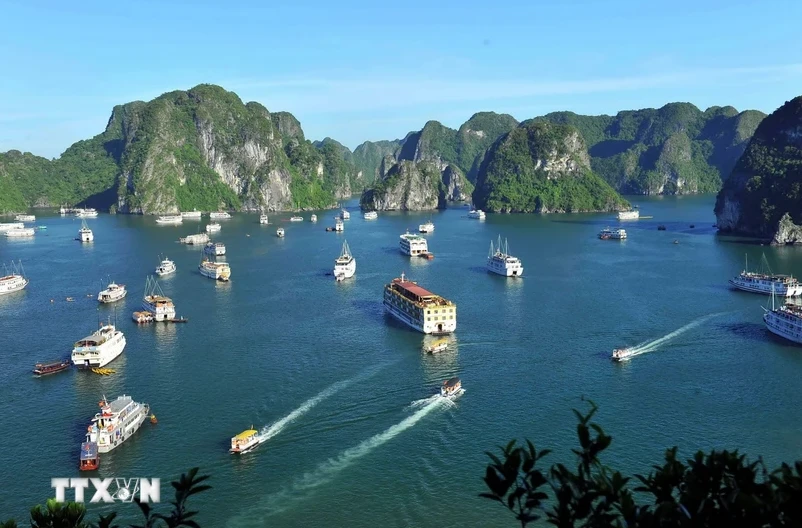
(155, 256), (176, 276)
(179, 233), (209, 245)
(487, 236), (523, 277)
(0, 222), (25, 231)
(156, 214), (183, 225)
(341, 209), (351, 220)
(419, 221), (434, 233)
(400, 231), (429, 256)
(181, 210), (202, 219)
(334, 218), (344, 232)
(617, 209), (639, 220)
(383, 273), (456, 334)
(204, 242), (226, 256)
(71, 324), (126, 369)
(598, 227), (626, 240)
(14, 214), (35, 222)
(5, 227), (35, 238)
(206, 223), (221, 233)
(84, 395), (149, 454)
(75, 208), (99, 218)
(363, 211), (378, 220)
(78, 219), (94, 242)
(310, 214), (317, 223)
(729, 254), (802, 297)
(199, 258), (231, 281)
(210, 211), (231, 219)
(97, 281), (127, 303)
(468, 208), (486, 219)
(764, 291), (802, 345)
(259, 213), (269, 225)
(334, 240), (356, 281)
(0, 261), (28, 295)
(143, 275), (176, 321)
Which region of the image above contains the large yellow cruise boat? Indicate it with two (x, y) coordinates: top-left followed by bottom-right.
(383, 273), (456, 334)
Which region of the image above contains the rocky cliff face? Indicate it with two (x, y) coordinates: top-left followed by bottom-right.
(359, 161), (441, 211)
(352, 139), (402, 184)
(715, 96), (802, 242)
(472, 122), (628, 213)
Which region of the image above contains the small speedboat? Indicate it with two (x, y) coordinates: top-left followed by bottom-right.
(276, 228), (285, 238)
(230, 427), (261, 454)
(32, 358), (71, 376)
(611, 348), (635, 362)
(440, 377), (463, 398)
(424, 338), (448, 353)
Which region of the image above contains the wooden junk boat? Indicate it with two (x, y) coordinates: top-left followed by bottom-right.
(32, 358), (71, 376)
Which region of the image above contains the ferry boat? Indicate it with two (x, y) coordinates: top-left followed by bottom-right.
(424, 338), (448, 353)
(155, 256), (176, 276)
(199, 258), (231, 281)
(419, 221), (434, 233)
(206, 223), (221, 233)
(259, 213), (269, 225)
(363, 211), (378, 220)
(290, 216), (303, 222)
(204, 242), (226, 256)
(14, 214), (35, 222)
(0, 261), (28, 295)
(83, 395), (150, 457)
(611, 348), (636, 362)
(763, 287), (802, 344)
(487, 236), (523, 277)
(729, 254), (802, 297)
(78, 219), (94, 242)
(32, 358), (70, 376)
(468, 208), (486, 219)
(181, 210), (202, 219)
(341, 209), (351, 220)
(400, 231), (429, 257)
(598, 227), (627, 240)
(335, 218), (344, 232)
(75, 208), (99, 218)
(0, 222), (25, 231)
(97, 281), (127, 303)
(383, 272), (457, 334)
(440, 377), (463, 398)
(5, 227), (35, 237)
(143, 275), (176, 321)
(71, 324), (126, 369)
(618, 209), (640, 220)
(230, 428), (261, 454)
(334, 240), (356, 280)
(276, 227), (285, 238)
(310, 214), (317, 223)
(179, 233), (209, 245)
(210, 211), (231, 219)
(156, 214), (183, 225)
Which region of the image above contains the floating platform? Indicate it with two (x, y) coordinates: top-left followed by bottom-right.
(133, 311), (188, 324)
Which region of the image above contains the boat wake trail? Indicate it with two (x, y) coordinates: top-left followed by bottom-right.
(256, 363), (389, 444)
(625, 312), (725, 359)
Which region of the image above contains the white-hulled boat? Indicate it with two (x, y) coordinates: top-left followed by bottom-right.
(199, 258), (231, 281)
(181, 210), (202, 219)
(363, 211), (378, 220)
(230, 428), (261, 454)
(598, 227), (626, 240)
(0, 222), (25, 231)
(5, 227), (35, 238)
(468, 208), (486, 219)
(84, 395), (149, 455)
(440, 377), (463, 398)
(155, 256), (176, 276)
(400, 231), (429, 256)
(78, 219), (94, 242)
(97, 281), (127, 303)
(142, 275), (176, 321)
(206, 223), (221, 233)
(0, 261), (28, 295)
(729, 254), (802, 297)
(71, 324), (126, 369)
(334, 240), (356, 281)
(419, 221), (434, 233)
(290, 216), (303, 222)
(341, 209), (350, 220)
(259, 213), (269, 225)
(310, 214), (317, 223)
(424, 338), (449, 353)
(487, 236), (523, 277)
(383, 272), (457, 334)
(15, 214), (35, 222)
(179, 233), (210, 245)
(618, 209), (640, 220)
(335, 218), (344, 232)
(210, 211), (231, 219)
(763, 286), (802, 344)
(611, 348), (636, 362)
(276, 227), (285, 238)
(204, 242), (226, 256)
(75, 208), (99, 218)
(156, 215), (183, 225)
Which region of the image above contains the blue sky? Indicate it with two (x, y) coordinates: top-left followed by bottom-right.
(2, 0), (801, 158)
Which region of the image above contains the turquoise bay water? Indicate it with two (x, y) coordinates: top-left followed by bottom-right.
(2, 196), (802, 526)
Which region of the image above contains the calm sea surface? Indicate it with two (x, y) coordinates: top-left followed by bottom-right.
(2, 195), (802, 526)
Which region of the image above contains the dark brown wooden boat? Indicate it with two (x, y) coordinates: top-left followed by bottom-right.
(32, 359), (71, 376)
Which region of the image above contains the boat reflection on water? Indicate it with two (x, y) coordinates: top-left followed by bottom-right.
(72, 354), (127, 397)
(421, 335), (459, 384)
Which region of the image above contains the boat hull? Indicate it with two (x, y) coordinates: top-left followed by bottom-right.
(729, 278), (802, 297)
(0, 276), (28, 295)
(95, 405), (149, 454)
(333, 259), (356, 279)
(98, 290), (127, 303)
(764, 311), (802, 344)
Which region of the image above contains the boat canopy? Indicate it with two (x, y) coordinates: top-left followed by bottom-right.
(80, 442), (98, 460)
(234, 429), (258, 440)
(443, 377), (461, 388)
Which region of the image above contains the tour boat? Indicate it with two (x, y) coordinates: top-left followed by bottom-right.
(0, 222), (25, 231)
(14, 214), (35, 222)
(82, 395), (150, 458)
(132, 311), (154, 324)
(290, 216), (303, 222)
(618, 209), (640, 220)
(363, 211), (378, 220)
(383, 272), (457, 334)
(598, 227), (627, 240)
(611, 348), (636, 362)
(32, 358), (70, 376)
(179, 233), (210, 245)
(97, 281), (127, 304)
(209, 211), (231, 219)
(763, 286), (802, 344)
(204, 242), (226, 256)
(0, 261), (28, 295)
(71, 324), (126, 369)
(729, 254), (802, 297)
(199, 258), (231, 281)
(79, 440), (99, 471)
(419, 221), (434, 233)
(259, 213), (269, 225)
(424, 338), (449, 353)
(335, 219), (344, 232)
(143, 275), (176, 321)
(205, 223), (221, 233)
(181, 210), (202, 219)
(468, 208), (486, 219)
(155, 256), (176, 277)
(230, 428), (261, 454)
(75, 208), (99, 218)
(400, 231), (429, 257)
(340, 209), (351, 220)
(487, 236), (523, 277)
(156, 214), (183, 225)
(310, 214), (317, 222)
(440, 377), (463, 398)
(78, 219), (94, 242)
(276, 227), (285, 238)
(5, 227), (35, 238)
(333, 240), (356, 280)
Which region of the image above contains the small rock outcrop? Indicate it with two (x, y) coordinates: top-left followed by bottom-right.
(771, 213), (802, 245)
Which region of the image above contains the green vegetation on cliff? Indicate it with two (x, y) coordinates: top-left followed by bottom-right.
(472, 122), (628, 213)
(352, 139), (402, 183)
